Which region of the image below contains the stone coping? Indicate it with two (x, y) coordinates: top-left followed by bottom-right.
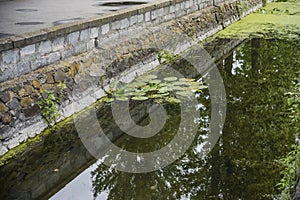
(0, 0), (202, 51)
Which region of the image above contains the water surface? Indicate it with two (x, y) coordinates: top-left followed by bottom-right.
(0, 37), (299, 200)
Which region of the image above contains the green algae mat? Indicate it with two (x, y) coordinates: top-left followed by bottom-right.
(217, 0), (300, 39)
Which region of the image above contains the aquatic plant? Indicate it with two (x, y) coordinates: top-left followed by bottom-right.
(103, 74), (207, 103)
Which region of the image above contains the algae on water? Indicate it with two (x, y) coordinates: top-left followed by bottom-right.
(216, 0), (300, 39)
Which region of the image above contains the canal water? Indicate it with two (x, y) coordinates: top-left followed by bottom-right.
(0, 37), (299, 200)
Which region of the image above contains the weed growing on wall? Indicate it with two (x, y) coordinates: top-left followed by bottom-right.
(37, 83), (66, 126)
(158, 50), (178, 64)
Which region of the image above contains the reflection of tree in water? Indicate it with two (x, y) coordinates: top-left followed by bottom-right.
(91, 38), (300, 200)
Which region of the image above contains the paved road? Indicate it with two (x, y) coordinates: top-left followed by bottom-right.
(0, 0), (149, 38)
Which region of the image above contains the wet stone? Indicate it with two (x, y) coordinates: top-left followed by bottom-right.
(0, 144), (8, 156)
(18, 88), (27, 97)
(46, 73), (54, 84)
(32, 80), (41, 89)
(0, 125), (9, 139)
(23, 104), (39, 118)
(5, 137), (20, 149)
(0, 102), (9, 113)
(55, 70), (67, 82)
(10, 88), (21, 97)
(20, 97), (33, 107)
(24, 85), (34, 95)
(0, 91), (10, 103)
(2, 112), (12, 124)
(8, 98), (20, 110)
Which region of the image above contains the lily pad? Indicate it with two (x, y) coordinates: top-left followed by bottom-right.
(131, 91), (146, 96)
(158, 87), (170, 93)
(149, 79), (161, 84)
(139, 74), (157, 81)
(165, 97), (181, 103)
(148, 94), (163, 99)
(132, 96), (149, 101)
(149, 92), (169, 99)
(179, 78), (195, 82)
(164, 76), (178, 82)
(168, 86), (187, 91)
(172, 81), (191, 86)
(116, 96), (129, 101)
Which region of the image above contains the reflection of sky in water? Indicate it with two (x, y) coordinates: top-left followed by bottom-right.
(50, 159), (109, 200)
(231, 51), (244, 75)
(50, 164), (97, 200)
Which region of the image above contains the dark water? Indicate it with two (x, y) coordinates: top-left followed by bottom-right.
(0, 37), (299, 200)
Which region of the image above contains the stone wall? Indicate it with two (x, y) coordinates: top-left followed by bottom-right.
(0, 0), (264, 156)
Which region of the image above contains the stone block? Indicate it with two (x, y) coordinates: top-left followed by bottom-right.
(52, 37), (65, 51)
(80, 29), (90, 41)
(138, 14), (144, 23)
(16, 132), (27, 143)
(0, 91), (10, 103)
(145, 12), (151, 22)
(74, 42), (87, 55)
(20, 44), (36, 59)
(101, 24), (110, 35)
(87, 39), (95, 50)
(13, 61), (31, 77)
(31, 52), (60, 70)
(120, 18), (130, 29)
(163, 6), (170, 15)
(170, 5), (175, 13)
(165, 13), (176, 20)
(130, 15), (138, 26)
(175, 3), (181, 11)
(23, 104), (39, 118)
(2, 49), (19, 65)
(151, 10), (158, 20)
(0, 102), (9, 113)
(0, 144), (8, 156)
(20, 97), (33, 107)
(157, 8), (164, 17)
(54, 69), (67, 83)
(185, 1), (191, 9)
(2, 112), (12, 124)
(61, 47), (74, 60)
(67, 31), (80, 44)
(8, 98), (20, 110)
(111, 20), (121, 30)
(90, 27), (99, 38)
(0, 67), (12, 82)
(4, 136), (20, 149)
(37, 40), (52, 55)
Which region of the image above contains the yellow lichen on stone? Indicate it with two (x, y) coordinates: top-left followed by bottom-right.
(32, 80), (41, 89)
(70, 63), (80, 78)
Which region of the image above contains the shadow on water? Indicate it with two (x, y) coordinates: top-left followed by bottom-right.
(0, 37), (299, 199)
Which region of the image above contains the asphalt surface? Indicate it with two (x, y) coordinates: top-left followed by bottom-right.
(0, 0), (150, 38)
